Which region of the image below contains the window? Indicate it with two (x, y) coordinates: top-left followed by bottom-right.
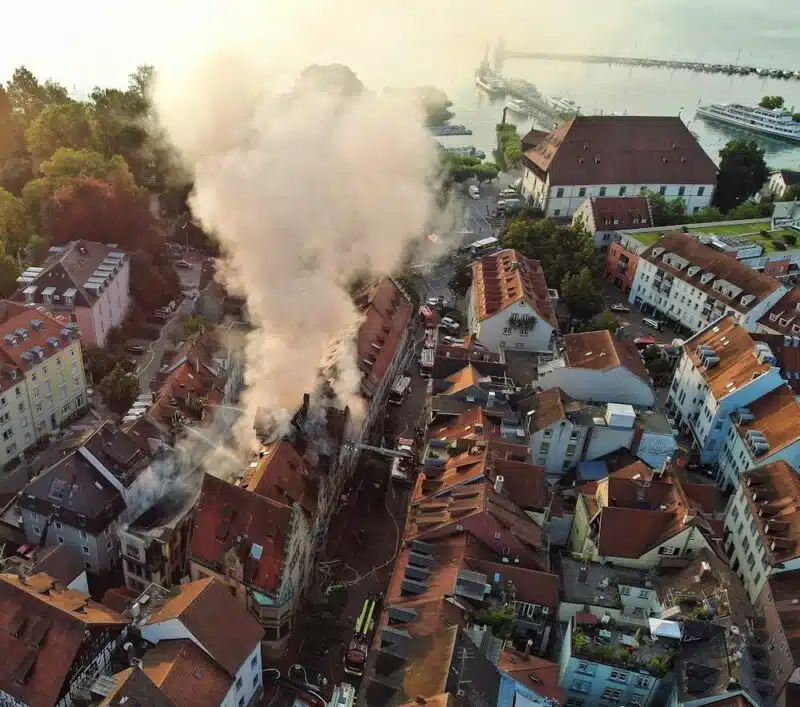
(619, 585), (631, 596)
(253, 674), (259, 688)
(619, 186), (627, 196)
(566, 444), (577, 457)
(750, 517), (757, 535)
(554, 209), (561, 216)
(638, 589), (649, 599)
(15, 387), (20, 398)
(698, 186), (705, 196)
(630, 697), (643, 706)
(566, 700), (585, 707)
(85, 561), (92, 570)
(658, 546), (679, 556)
(609, 670), (628, 683)
(80, 530), (87, 540)
(494, 532), (502, 540)
(659, 186), (666, 196)
(57, 536), (64, 544)
(537, 457), (546, 465)
(503, 327), (512, 336)
(602, 687), (622, 702)
(62, 403), (70, 414)
(543, 429), (552, 439)
(639, 186), (647, 195)
(107, 540), (113, 551)
(126, 545), (140, 559)
(251, 654), (258, 668)
(556, 188), (564, 198)
(82, 545), (90, 554)
(578, 187), (586, 197)
(571, 679), (591, 694)
(236, 676), (243, 692)
(238, 699), (244, 707)
(753, 571), (761, 587)
(599, 187), (607, 196)
(693, 206), (700, 213)
(539, 443), (550, 454)
(636, 676), (651, 689)
(31, 373), (36, 383)
(576, 662), (596, 676)
(678, 186), (685, 196)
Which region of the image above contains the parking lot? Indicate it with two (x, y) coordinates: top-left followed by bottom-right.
(596, 278), (678, 345)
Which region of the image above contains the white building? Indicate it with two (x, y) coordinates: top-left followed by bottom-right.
(771, 200), (800, 230)
(0, 301), (87, 465)
(133, 578), (264, 707)
(665, 315), (792, 487)
(630, 232), (786, 334)
(14, 241), (131, 348)
(467, 249), (557, 353)
(537, 330), (655, 407)
(763, 169), (800, 200)
(571, 195), (653, 249)
(521, 116), (717, 218)
(724, 461), (800, 603)
(528, 388), (675, 481)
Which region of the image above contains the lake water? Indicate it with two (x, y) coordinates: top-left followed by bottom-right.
(437, 59), (800, 170)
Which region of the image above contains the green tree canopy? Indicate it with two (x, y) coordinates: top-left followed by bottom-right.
(6, 67), (69, 124)
(648, 191), (687, 227)
(783, 184), (800, 202)
(759, 95), (785, 110)
(448, 256), (473, 298)
(26, 102), (92, 163)
(0, 188), (33, 257)
(713, 139), (769, 213)
(99, 363), (141, 415)
(562, 267), (603, 322)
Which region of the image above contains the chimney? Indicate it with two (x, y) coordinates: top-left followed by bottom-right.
(494, 475), (505, 494)
(524, 639), (534, 657)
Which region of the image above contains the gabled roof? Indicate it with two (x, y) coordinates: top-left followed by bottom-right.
(685, 315), (772, 399)
(0, 573), (126, 707)
(597, 506), (686, 558)
(465, 558), (558, 608)
(586, 196), (652, 231)
(190, 473), (292, 596)
(752, 331), (800, 394)
(530, 387), (566, 431)
(140, 577), (263, 676)
(564, 329), (650, 382)
(523, 115), (717, 186)
(101, 667), (176, 707)
(443, 365), (486, 395)
(470, 249), (556, 326)
(734, 384), (800, 459)
(355, 277), (413, 397)
(141, 640), (230, 707)
(642, 232), (782, 311)
(757, 287), (800, 336)
(497, 651), (564, 704)
(426, 406), (500, 442)
(774, 169), (800, 186)
(520, 128), (548, 152)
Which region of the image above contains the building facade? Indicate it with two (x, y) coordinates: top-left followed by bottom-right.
(14, 241), (131, 348)
(572, 196), (653, 249)
(521, 116), (717, 218)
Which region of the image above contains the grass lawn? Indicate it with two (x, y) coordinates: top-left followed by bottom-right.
(687, 220), (771, 236)
(630, 231), (663, 245)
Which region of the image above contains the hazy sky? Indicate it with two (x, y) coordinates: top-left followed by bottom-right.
(2, 1), (798, 92)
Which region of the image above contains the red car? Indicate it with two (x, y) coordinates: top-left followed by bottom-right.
(634, 336), (657, 348)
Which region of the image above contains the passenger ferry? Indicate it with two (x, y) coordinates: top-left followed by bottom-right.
(547, 96), (581, 114)
(475, 73), (505, 96)
(505, 98), (532, 115)
(696, 102), (800, 142)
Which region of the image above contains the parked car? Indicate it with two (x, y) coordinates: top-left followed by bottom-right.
(126, 345), (145, 355)
(440, 317), (460, 333)
(643, 317), (664, 331)
(609, 303), (630, 313)
(468, 185), (480, 200)
(426, 297), (443, 307)
(634, 336), (657, 348)
(498, 189), (518, 199)
(175, 259), (192, 269)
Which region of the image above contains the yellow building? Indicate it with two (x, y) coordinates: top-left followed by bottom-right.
(0, 301), (87, 465)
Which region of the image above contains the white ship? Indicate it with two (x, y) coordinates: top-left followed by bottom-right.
(696, 102), (800, 142)
(505, 98), (532, 115)
(548, 96), (581, 114)
(475, 74), (505, 95)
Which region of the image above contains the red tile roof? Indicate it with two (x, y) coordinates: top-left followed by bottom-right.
(586, 196), (652, 231)
(100, 667), (176, 707)
(497, 651), (564, 703)
(190, 473), (292, 596)
(734, 384), (800, 458)
(492, 458), (548, 510)
(0, 573), (126, 707)
(355, 277), (413, 398)
(470, 249), (556, 326)
(523, 115), (717, 186)
(597, 507), (684, 558)
(426, 406), (501, 442)
(142, 639), (230, 707)
(752, 332), (800, 395)
(141, 578), (263, 676)
(757, 287), (800, 335)
(565, 329), (649, 382)
(465, 558), (558, 608)
(530, 388), (566, 431)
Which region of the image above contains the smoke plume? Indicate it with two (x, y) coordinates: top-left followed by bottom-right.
(153, 28), (443, 450)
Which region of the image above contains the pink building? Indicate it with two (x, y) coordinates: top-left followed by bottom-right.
(14, 241), (131, 348)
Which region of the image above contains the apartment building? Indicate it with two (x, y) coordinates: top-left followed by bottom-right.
(629, 232), (786, 334)
(127, 579), (264, 707)
(756, 286), (800, 336)
(527, 388), (676, 481)
(604, 236), (647, 295)
(521, 116), (717, 218)
(498, 651), (565, 707)
(567, 460), (716, 569)
(467, 249), (557, 353)
(665, 315), (798, 485)
(754, 569), (800, 706)
(0, 571), (128, 707)
(0, 542), (88, 593)
(724, 461), (800, 603)
(14, 241), (131, 348)
(0, 301), (86, 465)
(537, 330), (655, 407)
(432, 335), (507, 380)
(18, 422), (160, 575)
(572, 195), (653, 249)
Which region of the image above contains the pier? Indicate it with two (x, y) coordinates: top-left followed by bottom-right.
(494, 43), (799, 80)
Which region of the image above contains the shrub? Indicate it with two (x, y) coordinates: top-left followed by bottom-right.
(774, 241), (787, 251)
(785, 232), (797, 245)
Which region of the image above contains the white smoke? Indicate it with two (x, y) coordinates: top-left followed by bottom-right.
(153, 43), (440, 451)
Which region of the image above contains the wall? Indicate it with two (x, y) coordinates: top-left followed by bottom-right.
(221, 643), (263, 707)
(0, 379), (35, 466)
(538, 365), (655, 407)
(530, 418), (585, 478)
(22, 507), (119, 574)
(541, 182), (714, 219)
(559, 653), (661, 707)
(90, 259), (132, 348)
(601, 525), (710, 570)
(475, 300), (555, 353)
(718, 426), (800, 492)
(567, 495), (593, 554)
(604, 242), (639, 292)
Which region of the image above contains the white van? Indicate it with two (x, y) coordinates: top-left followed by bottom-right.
(468, 185), (480, 199)
(643, 317), (664, 331)
(440, 317), (460, 333)
(498, 189), (517, 199)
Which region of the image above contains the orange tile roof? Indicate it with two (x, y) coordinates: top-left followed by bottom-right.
(414, 446), (488, 503)
(564, 329), (649, 381)
(426, 406), (501, 442)
(758, 287), (800, 334)
(685, 315), (771, 399)
(443, 365), (486, 395)
(465, 558), (558, 608)
(597, 507), (684, 558)
(492, 458), (548, 510)
(470, 249), (556, 326)
(587, 196), (652, 231)
(100, 667), (175, 707)
(355, 277), (413, 397)
(735, 384), (800, 459)
(752, 332), (800, 395)
(142, 639), (230, 707)
(530, 388), (566, 431)
(741, 461), (800, 565)
(642, 232), (781, 309)
(497, 651), (565, 703)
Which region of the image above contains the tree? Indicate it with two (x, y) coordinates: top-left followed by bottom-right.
(128, 64), (155, 99)
(648, 191), (687, 227)
(183, 315), (207, 337)
(714, 139), (769, 213)
(561, 267), (603, 322)
(585, 311), (618, 333)
(0, 87), (26, 162)
(759, 95), (785, 110)
(6, 66), (47, 123)
(448, 256), (473, 298)
(0, 188), (33, 258)
(84, 346), (119, 383)
(0, 242), (20, 297)
(416, 86), (454, 126)
(26, 102), (92, 163)
(475, 162), (499, 183)
(99, 364), (140, 414)
(24, 234), (48, 264)
(783, 184), (800, 202)
(89, 87), (148, 175)
(690, 205), (725, 223)
(729, 200), (773, 220)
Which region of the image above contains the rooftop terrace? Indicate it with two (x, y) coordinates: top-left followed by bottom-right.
(561, 557), (653, 610)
